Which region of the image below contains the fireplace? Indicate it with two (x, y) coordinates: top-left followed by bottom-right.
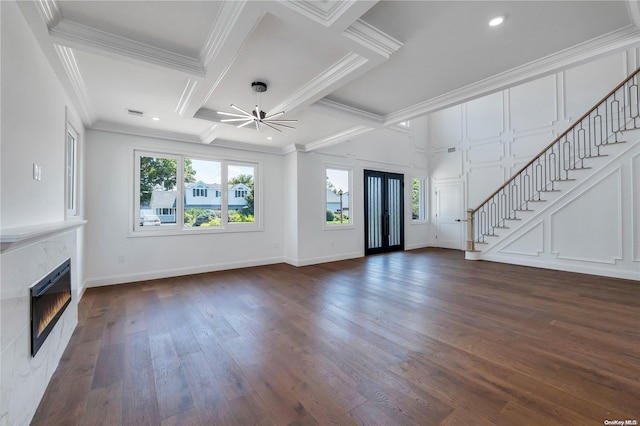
(31, 259), (72, 356)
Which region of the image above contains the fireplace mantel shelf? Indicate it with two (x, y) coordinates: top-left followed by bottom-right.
(1, 219), (87, 253)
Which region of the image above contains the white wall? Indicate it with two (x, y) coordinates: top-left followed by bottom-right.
(285, 123), (430, 266)
(1, 1), (84, 424)
(426, 48), (640, 279)
(83, 130), (285, 286)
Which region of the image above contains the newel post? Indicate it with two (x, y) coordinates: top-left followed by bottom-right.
(466, 208), (475, 251)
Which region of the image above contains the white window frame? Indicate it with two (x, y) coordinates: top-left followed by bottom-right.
(411, 176), (428, 222)
(324, 166), (353, 229)
(65, 123), (79, 217)
(226, 161), (258, 227)
(134, 151), (182, 232)
(133, 150), (260, 235)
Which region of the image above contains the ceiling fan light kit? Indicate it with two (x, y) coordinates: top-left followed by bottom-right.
(217, 81), (297, 132)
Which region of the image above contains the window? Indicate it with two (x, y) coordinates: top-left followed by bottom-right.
(228, 164), (255, 224)
(65, 125), (78, 217)
(136, 152), (180, 229)
(134, 151), (258, 232)
(326, 167), (351, 226)
(412, 177), (427, 221)
(184, 158), (221, 228)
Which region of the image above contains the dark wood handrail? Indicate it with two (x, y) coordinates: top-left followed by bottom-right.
(472, 66), (640, 214)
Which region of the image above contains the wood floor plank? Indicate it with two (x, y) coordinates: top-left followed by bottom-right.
(31, 248), (640, 425)
(81, 381), (123, 426)
(122, 330), (161, 426)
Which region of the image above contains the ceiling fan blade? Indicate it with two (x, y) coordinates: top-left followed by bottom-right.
(262, 122), (282, 132)
(266, 122), (295, 129)
(237, 120), (254, 129)
(264, 119), (297, 123)
(231, 104), (254, 116)
(255, 120), (260, 132)
(263, 111), (285, 120)
(218, 111), (250, 118)
(221, 118), (253, 122)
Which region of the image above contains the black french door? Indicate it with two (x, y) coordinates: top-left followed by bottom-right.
(364, 170), (404, 255)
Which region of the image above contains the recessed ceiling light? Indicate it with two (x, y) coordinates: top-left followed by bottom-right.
(267, 137), (273, 140)
(489, 16), (505, 27)
(152, 117), (160, 121)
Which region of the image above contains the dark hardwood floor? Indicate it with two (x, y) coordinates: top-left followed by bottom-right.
(32, 248), (640, 425)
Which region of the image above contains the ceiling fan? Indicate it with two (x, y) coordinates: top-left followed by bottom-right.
(217, 81), (297, 132)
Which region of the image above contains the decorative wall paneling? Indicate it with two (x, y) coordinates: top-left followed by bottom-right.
(427, 50), (640, 279)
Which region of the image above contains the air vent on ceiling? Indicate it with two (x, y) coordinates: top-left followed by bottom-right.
(448, 147), (456, 153)
(127, 109), (145, 117)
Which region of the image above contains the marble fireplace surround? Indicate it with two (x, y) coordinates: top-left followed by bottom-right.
(0, 220), (85, 425)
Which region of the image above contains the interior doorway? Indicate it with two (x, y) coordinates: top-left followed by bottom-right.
(433, 180), (464, 250)
(364, 170), (404, 255)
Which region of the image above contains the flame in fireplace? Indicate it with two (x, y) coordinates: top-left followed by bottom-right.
(37, 289), (71, 337)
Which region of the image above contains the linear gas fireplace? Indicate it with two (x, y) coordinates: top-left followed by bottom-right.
(31, 259), (72, 356)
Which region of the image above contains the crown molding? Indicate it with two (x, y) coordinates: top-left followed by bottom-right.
(53, 45), (96, 125)
(49, 19), (205, 77)
(304, 125), (373, 151)
(35, 0), (61, 29)
(281, 0), (358, 27)
(384, 26), (640, 126)
(343, 19), (403, 59)
(311, 98), (383, 127)
(200, 1), (247, 68)
(92, 121), (203, 144)
(268, 52), (369, 116)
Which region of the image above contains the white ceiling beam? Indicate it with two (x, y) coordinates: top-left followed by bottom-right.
(303, 125), (373, 152)
(49, 19), (205, 77)
(267, 53), (369, 117)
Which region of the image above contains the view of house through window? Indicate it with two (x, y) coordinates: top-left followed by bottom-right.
(184, 158), (222, 228)
(326, 168), (350, 225)
(228, 164), (255, 223)
(412, 177), (426, 220)
(136, 151), (257, 231)
(138, 153), (179, 227)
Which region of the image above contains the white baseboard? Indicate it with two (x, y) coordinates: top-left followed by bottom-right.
(284, 251), (363, 267)
(84, 256), (285, 288)
(405, 242), (432, 250)
(479, 253), (640, 281)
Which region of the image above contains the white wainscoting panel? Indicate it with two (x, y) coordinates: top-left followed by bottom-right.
(467, 165), (505, 208)
(468, 139), (504, 165)
(510, 74), (557, 131)
(466, 91), (503, 141)
(427, 105), (462, 148)
(564, 52), (627, 122)
(499, 221), (544, 257)
(549, 168), (622, 264)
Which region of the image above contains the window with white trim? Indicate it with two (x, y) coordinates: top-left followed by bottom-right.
(65, 125), (78, 217)
(412, 177), (427, 221)
(325, 167), (351, 226)
(134, 151), (258, 232)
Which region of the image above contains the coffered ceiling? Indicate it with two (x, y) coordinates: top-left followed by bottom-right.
(17, 0), (640, 153)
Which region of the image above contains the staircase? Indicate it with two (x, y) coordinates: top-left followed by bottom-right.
(466, 67), (640, 259)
